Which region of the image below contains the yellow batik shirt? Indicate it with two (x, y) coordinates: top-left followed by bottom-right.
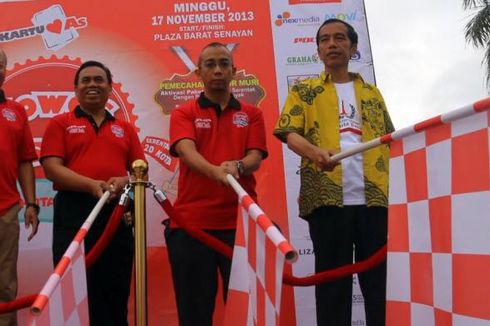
(273, 72), (395, 218)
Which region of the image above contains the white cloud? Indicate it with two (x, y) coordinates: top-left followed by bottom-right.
(364, 0), (487, 128)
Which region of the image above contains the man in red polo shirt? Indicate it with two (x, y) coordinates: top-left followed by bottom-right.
(41, 61), (145, 326)
(0, 48), (39, 326)
(168, 42), (268, 326)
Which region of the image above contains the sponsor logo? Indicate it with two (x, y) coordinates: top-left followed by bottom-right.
(274, 11), (320, 27)
(293, 37), (315, 44)
(111, 124), (125, 138)
(2, 108), (16, 122)
(324, 10), (361, 22)
(232, 112), (248, 128)
(298, 248), (315, 255)
(352, 294), (365, 305)
(66, 125), (86, 134)
(195, 118), (212, 129)
(287, 74), (319, 88)
(351, 50), (361, 61)
(286, 53), (320, 66)
(4, 56), (137, 178)
(0, 4), (88, 51)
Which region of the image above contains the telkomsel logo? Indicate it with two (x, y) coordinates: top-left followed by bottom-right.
(351, 50), (361, 61)
(275, 11), (320, 27)
(4, 56), (137, 178)
(0, 4), (88, 51)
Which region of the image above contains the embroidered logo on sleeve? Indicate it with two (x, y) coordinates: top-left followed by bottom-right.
(111, 124), (125, 138)
(233, 112), (249, 128)
(66, 125), (86, 134)
(195, 118), (211, 129)
(2, 108), (17, 122)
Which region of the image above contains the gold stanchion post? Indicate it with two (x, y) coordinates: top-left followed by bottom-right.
(131, 159), (148, 325)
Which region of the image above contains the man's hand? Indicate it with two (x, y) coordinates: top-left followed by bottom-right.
(209, 165), (230, 186)
(105, 176), (129, 201)
(220, 161), (239, 179)
(24, 206), (39, 241)
(89, 180), (107, 198)
(310, 147), (339, 172)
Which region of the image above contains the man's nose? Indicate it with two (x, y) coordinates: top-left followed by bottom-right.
(213, 65), (223, 74)
(327, 39), (337, 47)
(87, 78), (98, 86)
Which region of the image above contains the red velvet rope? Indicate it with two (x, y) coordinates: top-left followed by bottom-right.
(85, 204), (126, 267)
(159, 198), (387, 287)
(0, 204), (126, 314)
(283, 245), (387, 286)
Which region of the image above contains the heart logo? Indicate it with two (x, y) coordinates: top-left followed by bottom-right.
(46, 19), (63, 34)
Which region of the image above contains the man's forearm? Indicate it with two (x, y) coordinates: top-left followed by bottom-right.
(42, 158), (101, 194)
(286, 132), (318, 161)
(239, 149), (264, 176)
(18, 161), (36, 203)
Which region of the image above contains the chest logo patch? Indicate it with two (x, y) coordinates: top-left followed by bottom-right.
(111, 125), (124, 138)
(2, 108), (17, 122)
(66, 125), (86, 134)
(233, 112), (248, 128)
(195, 118), (211, 129)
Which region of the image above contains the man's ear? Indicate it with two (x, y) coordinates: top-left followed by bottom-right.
(194, 67), (201, 78)
(232, 65), (237, 76)
(350, 44), (358, 58)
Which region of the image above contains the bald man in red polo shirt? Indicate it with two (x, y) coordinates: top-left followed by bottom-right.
(168, 42), (268, 326)
(0, 48), (39, 326)
(41, 61), (145, 326)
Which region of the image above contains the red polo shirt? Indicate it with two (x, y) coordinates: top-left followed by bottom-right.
(170, 93), (268, 229)
(40, 106), (145, 190)
(0, 93), (37, 216)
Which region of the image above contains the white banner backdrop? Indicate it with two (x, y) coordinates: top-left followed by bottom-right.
(269, 1), (374, 325)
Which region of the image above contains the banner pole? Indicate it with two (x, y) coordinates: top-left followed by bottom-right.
(132, 159), (148, 326)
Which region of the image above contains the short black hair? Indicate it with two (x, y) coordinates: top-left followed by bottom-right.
(316, 18), (358, 46)
(197, 42), (233, 67)
(74, 60), (112, 86)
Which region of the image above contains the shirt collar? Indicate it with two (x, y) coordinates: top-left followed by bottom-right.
(74, 105), (115, 121)
(321, 71), (365, 84)
(197, 92), (241, 110)
(0, 89), (6, 103)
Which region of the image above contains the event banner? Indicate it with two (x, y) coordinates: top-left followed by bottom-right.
(269, 0), (374, 325)
(0, 0), (373, 325)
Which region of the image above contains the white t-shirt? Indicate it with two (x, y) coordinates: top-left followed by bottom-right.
(335, 82), (365, 205)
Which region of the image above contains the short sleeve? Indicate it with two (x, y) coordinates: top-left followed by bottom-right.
(169, 106), (196, 157)
(273, 89), (305, 142)
(246, 108), (268, 159)
(40, 117), (66, 162)
(126, 123), (146, 167)
(16, 104), (37, 162)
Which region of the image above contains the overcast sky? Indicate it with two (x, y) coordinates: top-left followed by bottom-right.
(364, 0), (488, 129)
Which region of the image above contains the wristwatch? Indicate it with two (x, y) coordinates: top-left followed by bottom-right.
(25, 202), (40, 215)
(236, 160), (245, 176)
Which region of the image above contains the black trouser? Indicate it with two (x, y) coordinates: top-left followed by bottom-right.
(52, 191), (134, 326)
(165, 227), (235, 326)
(307, 205), (387, 326)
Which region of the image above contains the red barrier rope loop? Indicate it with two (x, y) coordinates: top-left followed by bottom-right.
(157, 193), (387, 287)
